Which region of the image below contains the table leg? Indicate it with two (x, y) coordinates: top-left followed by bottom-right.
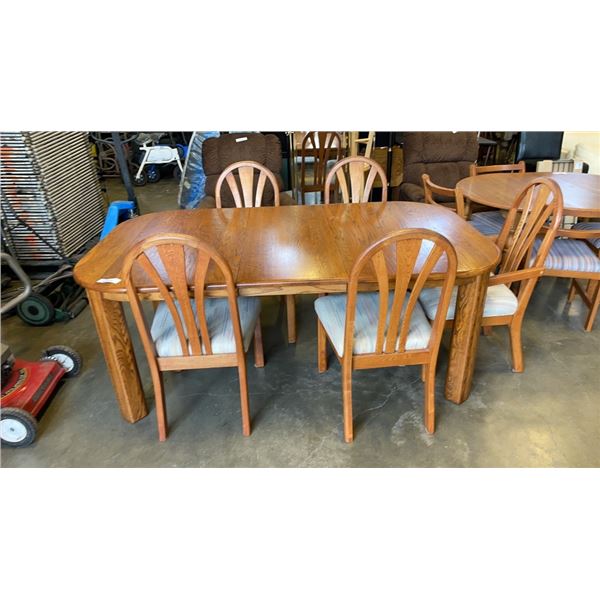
(285, 295), (297, 344)
(87, 290), (148, 423)
(445, 273), (489, 404)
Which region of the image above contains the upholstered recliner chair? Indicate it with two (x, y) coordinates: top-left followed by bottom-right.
(399, 132), (479, 203)
(199, 133), (295, 207)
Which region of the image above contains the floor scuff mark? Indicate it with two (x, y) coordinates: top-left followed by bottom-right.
(391, 410), (435, 447)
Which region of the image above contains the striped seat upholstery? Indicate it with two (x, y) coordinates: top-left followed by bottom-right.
(469, 211), (505, 236)
(572, 222), (600, 250)
(531, 238), (600, 274)
(419, 282), (519, 321)
(150, 297), (261, 357)
(314, 292), (432, 356)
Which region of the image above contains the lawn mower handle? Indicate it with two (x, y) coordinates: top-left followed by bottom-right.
(1, 253), (32, 315)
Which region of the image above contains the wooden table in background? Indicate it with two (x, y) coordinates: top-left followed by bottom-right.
(74, 202), (500, 424)
(457, 172), (600, 218)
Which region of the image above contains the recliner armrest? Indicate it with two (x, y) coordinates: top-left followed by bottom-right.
(399, 182), (425, 202)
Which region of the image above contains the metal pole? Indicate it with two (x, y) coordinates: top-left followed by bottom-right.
(110, 132), (138, 211)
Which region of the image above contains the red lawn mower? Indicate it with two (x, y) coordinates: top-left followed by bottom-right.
(1, 253), (82, 448)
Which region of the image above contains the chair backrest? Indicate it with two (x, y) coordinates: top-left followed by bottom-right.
(496, 178), (564, 275)
(469, 161), (525, 176)
(202, 133), (284, 207)
(402, 132), (479, 189)
(215, 161), (280, 208)
(122, 234), (244, 360)
(344, 229), (457, 358)
(300, 131), (343, 191)
(324, 157), (388, 204)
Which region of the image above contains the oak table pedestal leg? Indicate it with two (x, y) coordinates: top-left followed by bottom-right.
(445, 274), (489, 404)
(285, 295), (297, 343)
(87, 290), (148, 423)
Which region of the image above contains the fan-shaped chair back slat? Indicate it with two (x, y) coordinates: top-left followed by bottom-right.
(123, 234), (244, 360)
(215, 161), (280, 208)
(193, 252), (213, 354)
(496, 178), (563, 274)
(300, 131), (343, 189)
(325, 156), (388, 204)
(344, 230), (457, 358)
(395, 243), (445, 352)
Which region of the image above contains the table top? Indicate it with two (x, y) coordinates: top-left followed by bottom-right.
(457, 172), (600, 218)
(74, 202), (500, 296)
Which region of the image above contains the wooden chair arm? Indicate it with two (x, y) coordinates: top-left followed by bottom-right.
(421, 174), (465, 217)
(421, 174), (456, 199)
(553, 228), (600, 239)
(489, 267), (543, 287)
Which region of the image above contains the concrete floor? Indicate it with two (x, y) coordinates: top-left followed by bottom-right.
(2, 179), (599, 467)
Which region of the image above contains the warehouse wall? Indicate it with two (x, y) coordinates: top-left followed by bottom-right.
(562, 131), (600, 174)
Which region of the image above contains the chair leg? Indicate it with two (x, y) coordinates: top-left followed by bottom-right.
(465, 198), (472, 220)
(317, 318), (328, 373)
(150, 368), (168, 442)
(342, 358), (353, 443)
(237, 360), (251, 437)
(566, 279), (577, 303)
(285, 295), (296, 344)
(253, 317), (264, 368)
(509, 319), (524, 373)
(584, 281), (600, 332)
(423, 363), (435, 434)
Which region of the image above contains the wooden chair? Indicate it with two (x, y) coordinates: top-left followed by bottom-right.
(421, 174), (465, 217)
(298, 132), (343, 204)
(469, 161), (526, 176)
(539, 221), (600, 332)
(419, 178), (564, 373)
(122, 233), (263, 441)
(348, 131), (375, 159)
(215, 160), (297, 343)
(324, 157), (388, 204)
(215, 160), (280, 208)
(422, 162), (526, 233)
(466, 161), (526, 235)
(315, 229), (458, 443)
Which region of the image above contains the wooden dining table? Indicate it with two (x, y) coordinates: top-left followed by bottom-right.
(457, 172), (600, 218)
(74, 202), (500, 424)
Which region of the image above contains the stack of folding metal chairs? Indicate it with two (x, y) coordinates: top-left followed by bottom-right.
(1, 132), (105, 264)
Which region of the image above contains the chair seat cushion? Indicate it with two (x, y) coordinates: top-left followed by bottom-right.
(469, 211), (505, 236)
(572, 222), (600, 250)
(150, 297), (261, 357)
(532, 238), (600, 273)
(419, 282), (518, 321)
(314, 292), (432, 356)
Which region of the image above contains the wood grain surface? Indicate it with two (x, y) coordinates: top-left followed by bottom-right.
(75, 202), (501, 422)
(75, 203), (499, 296)
(87, 290), (147, 423)
(457, 172), (600, 218)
